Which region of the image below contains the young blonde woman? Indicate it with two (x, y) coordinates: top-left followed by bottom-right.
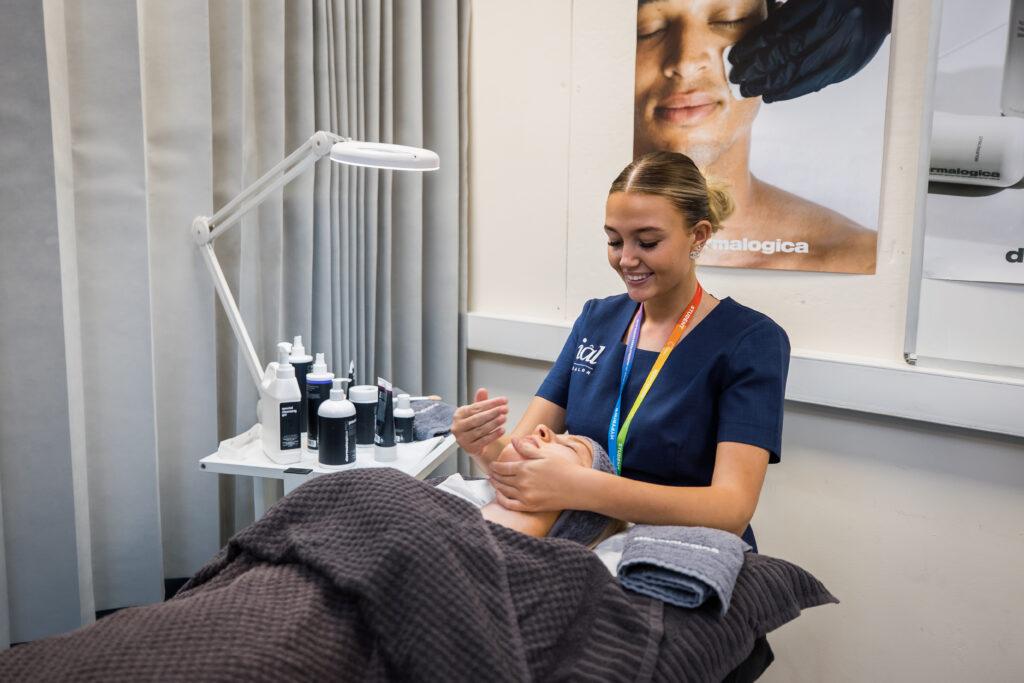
(452, 150), (790, 552)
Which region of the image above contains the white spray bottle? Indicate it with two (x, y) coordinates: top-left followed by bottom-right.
(394, 393), (415, 443)
(288, 336), (314, 434)
(260, 341), (303, 464)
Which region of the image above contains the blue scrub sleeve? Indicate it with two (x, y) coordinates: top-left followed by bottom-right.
(536, 300), (594, 408)
(716, 320), (790, 463)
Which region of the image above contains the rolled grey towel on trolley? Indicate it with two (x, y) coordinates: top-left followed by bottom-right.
(618, 524), (750, 616)
(410, 399), (456, 441)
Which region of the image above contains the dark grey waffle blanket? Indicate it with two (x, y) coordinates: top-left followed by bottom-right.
(0, 469), (836, 682)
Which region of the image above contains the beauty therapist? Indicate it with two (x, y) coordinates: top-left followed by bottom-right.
(452, 150), (790, 551)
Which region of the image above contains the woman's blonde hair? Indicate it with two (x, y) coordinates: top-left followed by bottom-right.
(609, 151), (734, 233)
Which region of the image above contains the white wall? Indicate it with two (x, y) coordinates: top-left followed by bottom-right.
(470, 0), (928, 363)
(469, 0), (1024, 678)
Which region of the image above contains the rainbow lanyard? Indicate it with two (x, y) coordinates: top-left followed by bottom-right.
(607, 283), (703, 474)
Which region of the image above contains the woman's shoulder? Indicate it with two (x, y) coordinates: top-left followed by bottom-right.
(713, 298), (790, 350)
(576, 293), (635, 324)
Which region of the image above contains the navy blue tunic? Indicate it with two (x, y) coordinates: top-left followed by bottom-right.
(536, 293), (790, 549)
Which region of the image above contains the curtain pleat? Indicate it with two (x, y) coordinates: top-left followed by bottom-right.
(392, 0), (426, 394)
(423, 0), (463, 413)
(50, 0), (165, 611)
(457, 0), (471, 474)
(283, 2), (316, 343)
(2, 0), (469, 642)
(311, 0), (334, 364)
(1, 0), (90, 643)
(136, 0), (221, 580)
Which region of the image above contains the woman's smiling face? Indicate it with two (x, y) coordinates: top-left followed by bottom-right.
(605, 191), (704, 303)
(633, 0), (767, 164)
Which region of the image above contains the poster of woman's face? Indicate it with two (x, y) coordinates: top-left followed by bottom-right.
(633, 0), (892, 274)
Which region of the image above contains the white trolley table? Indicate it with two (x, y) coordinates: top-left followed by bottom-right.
(200, 433), (458, 518)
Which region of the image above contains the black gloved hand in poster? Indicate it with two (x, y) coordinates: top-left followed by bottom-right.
(728, 0), (893, 103)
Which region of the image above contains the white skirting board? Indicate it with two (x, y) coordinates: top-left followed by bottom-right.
(467, 312), (1024, 439)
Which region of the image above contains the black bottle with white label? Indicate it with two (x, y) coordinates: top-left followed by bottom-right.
(318, 378), (356, 469)
(349, 384), (378, 446)
(305, 353), (334, 452)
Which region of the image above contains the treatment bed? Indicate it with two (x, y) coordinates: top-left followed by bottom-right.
(0, 468), (835, 682)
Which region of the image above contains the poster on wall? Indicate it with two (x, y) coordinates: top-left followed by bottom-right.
(922, 0), (1024, 286)
(632, 0), (893, 274)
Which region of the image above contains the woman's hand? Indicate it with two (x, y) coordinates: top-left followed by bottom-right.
(488, 436), (590, 513)
(451, 388), (508, 458)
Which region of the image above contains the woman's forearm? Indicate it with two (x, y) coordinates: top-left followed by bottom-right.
(574, 469), (754, 537)
(469, 435), (511, 474)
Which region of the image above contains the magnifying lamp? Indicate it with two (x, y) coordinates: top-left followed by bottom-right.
(192, 131), (439, 389)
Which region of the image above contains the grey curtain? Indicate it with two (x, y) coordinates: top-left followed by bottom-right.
(0, 0), (468, 645)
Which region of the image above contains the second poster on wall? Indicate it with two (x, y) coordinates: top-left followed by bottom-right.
(923, 0), (1024, 286)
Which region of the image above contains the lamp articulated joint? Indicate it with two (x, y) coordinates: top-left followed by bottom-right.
(311, 130), (346, 158)
(192, 216), (212, 245)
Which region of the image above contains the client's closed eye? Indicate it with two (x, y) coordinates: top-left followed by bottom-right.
(555, 435), (593, 467)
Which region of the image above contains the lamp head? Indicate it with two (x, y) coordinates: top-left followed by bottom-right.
(329, 140), (439, 171)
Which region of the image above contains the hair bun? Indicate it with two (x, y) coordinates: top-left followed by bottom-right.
(703, 174), (735, 230)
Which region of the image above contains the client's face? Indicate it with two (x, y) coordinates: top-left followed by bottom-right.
(633, 0), (766, 166)
(497, 425), (593, 467)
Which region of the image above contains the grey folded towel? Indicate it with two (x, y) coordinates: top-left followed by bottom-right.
(618, 524), (750, 616)
(546, 437), (619, 547)
(410, 399), (456, 441)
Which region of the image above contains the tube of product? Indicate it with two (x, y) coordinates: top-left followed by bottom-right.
(1002, 0), (1024, 118)
(929, 111), (1024, 187)
(374, 377), (396, 462)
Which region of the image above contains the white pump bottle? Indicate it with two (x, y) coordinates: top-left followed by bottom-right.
(260, 341), (303, 464)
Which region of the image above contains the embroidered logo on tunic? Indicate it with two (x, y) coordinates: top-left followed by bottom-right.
(572, 338), (605, 376)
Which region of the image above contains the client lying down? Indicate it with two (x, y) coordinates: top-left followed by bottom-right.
(0, 424), (837, 681)
(436, 425), (627, 546)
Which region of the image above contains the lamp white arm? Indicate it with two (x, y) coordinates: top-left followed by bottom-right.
(197, 243), (263, 387)
(191, 129), (436, 391)
(191, 131), (343, 246)
(191, 131), (343, 387)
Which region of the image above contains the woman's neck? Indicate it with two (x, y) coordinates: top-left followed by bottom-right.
(642, 274), (699, 324)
